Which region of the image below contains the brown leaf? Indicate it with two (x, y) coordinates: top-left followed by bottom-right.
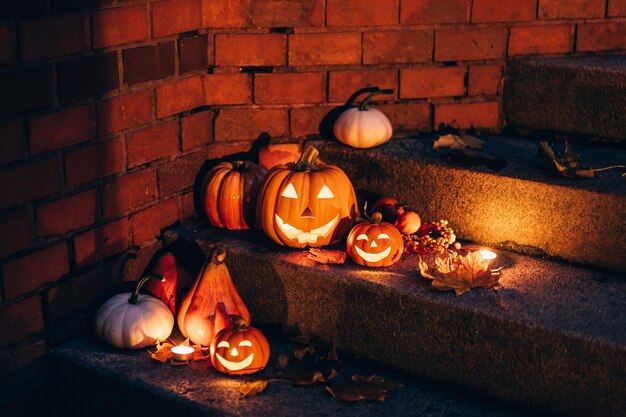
(239, 380), (269, 398)
(326, 374), (398, 402)
(293, 345), (315, 360)
(147, 338), (208, 364)
(434, 134), (484, 150)
(308, 249), (347, 264)
(538, 141), (624, 179)
(320, 346), (338, 362)
(276, 365), (337, 386)
(275, 353), (289, 371)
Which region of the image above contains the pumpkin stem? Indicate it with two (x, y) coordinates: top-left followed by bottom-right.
(209, 245), (227, 264)
(359, 89), (394, 111)
(292, 145), (319, 172)
(231, 160), (249, 173)
(128, 274), (164, 304)
(370, 212), (383, 225)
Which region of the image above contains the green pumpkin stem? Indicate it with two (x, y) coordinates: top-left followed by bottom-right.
(359, 89), (394, 111)
(209, 245), (227, 264)
(293, 145), (320, 172)
(370, 212), (383, 225)
(128, 274), (164, 305)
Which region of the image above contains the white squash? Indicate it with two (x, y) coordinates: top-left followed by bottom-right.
(94, 276), (174, 349)
(333, 89), (393, 149)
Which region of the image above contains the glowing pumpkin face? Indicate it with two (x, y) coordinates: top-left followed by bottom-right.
(210, 322), (270, 375)
(346, 213), (404, 267)
(257, 146), (358, 248)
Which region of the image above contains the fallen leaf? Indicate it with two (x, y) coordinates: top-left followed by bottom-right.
(325, 374), (398, 402)
(434, 134), (484, 150)
(293, 345), (315, 360)
(539, 141), (625, 179)
(320, 346), (338, 362)
(308, 249), (347, 264)
(275, 353), (289, 371)
(239, 380), (269, 398)
(276, 366), (337, 385)
(147, 338), (208, 364)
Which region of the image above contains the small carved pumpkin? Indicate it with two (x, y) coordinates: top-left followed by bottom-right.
(257, 145), (358, 248)
(333, 89), (394, 149)
(210, 318), (270, 375)
(201, 160), (268, 230)
(94, 275), (174, 349)
(177, 247), (251, 346)
(346, 212), (404, 267)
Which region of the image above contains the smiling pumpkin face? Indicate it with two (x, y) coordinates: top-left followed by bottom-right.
(257, 146), (358, 248)
(346, 213), (404, 267)
(210, 324), (270, 375)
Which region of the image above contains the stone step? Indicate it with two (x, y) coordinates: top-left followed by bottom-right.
(163, 220), (626, 417)
(50, 335), (535, 417)
(504, 56), (626, 141)
(309, 137), (626, 273)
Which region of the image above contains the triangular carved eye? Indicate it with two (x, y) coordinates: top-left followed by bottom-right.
(281, 183), (298, 199)
(317, 184), (334, 199)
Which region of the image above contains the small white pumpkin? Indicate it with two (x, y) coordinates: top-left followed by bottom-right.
(94, 275), (174, 349)
(333, 89), (393, 149)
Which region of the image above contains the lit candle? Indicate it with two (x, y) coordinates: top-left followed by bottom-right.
(479, 249), (497, 261)
(171, 345), (194, 362)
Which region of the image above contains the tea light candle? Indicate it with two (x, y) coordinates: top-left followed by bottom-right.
(479, 249), (497, 261)
(171, 345), (194, 362)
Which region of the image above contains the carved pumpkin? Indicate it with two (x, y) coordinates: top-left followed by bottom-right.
(346, 212), (404, 267)
(257, 145), (358, 248)
(177, 246), (251, 346)
(210, 318), (270, 375)
(333, 89), (394, 149)
(201, 160), (268, 230)
(94, 275), (174, 349)
(142, 252), (194, 315)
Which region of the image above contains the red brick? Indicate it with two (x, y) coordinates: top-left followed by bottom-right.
(250, 0), (325, 27)
(215, 108), (289, 141)
(0, 66), (54, 116)
(93, 5), (147, 48)
(131, 197), (179, 244)
(202, 0), (247, 28)
(29, 106), (91, 154)
(123, 42), (175, 85)
(400, 66), (466, 99)
(538, 0), (604, 19)
(47, 267), (112, 322)
(58, 53), (119, 102)
(3, 243), (69, 300)
(289, 33), (361, 66)
(158, 151), (205, 196)
(127, 121), (179, 168)
(608, 0), (626, 16)
(182, 110), (213, 150)
(577, 22), (626, 52)
(206, 142), (253, 159)
(179, 35), (208, 74)
(435, 27), (507, 61)
(0, 121), (24, 165)
(74, 218), (130, 267)
(401, 0), (468, 24)
(153, 0), (202, 37)
(509, 25), (573, 56)
(259, 143), (301, 169)
(327, 0), (398, 26)
(97, 90), (152, 136)
(0, 157), (60, 209)
(203, 73), (251, 105)
(290, 106), (334, 138)
(468, 64), (501, 96)
(0, 209), (31, 257)
(179, 191), (196, 219)
(101, 169), (156, 219)
(0, 25), (12, 66)
(19, 13), (87, 61)
(36, 189), (97, 236)
(156, 76), (204, 118)
(371, 102), (432, 133)
(329, 70), (396, 103)
(472, 0), (536, 23)
(65, 138), (124, 188)
(363, 30), (432, 64)
(0, 297), (44, 347)
(215, 34), (286, 67)
(255, 72), (324, 104)
(435, 101), (500, 129)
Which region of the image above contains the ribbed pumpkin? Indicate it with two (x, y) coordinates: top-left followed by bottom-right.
(177, 246), (251, 346)
(201, 160), (267, 230)
(346, 212), (404, 267)
(256, 145), (358, 248)
(142, 252), (193, 315)
(210, 318), (270, 375)
(333, 89), (394, 149)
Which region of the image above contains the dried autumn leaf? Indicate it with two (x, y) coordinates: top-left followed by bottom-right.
(434, 134), (484, 150)
(276, 366), (337, 385)
(293, 345), (315, 360)
(239, 380), (269, 398)
(275, 353), (289, 371)
(539, 141), (625, 179)
(147, 338), (208, 364)
(308, 249), (347, 264)
(325, 374), (398, 402)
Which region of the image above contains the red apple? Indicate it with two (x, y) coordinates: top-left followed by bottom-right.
(372, 197), (404, 223)
(396, 211), (421, 235)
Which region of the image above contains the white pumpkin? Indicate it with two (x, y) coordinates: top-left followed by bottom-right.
(333, 89), (393, 149)
(94, 276), (174, 349)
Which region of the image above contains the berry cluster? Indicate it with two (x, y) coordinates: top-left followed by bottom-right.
(403, 220), (456, 255)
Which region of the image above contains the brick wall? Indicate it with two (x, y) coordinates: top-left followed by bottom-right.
(0, 0), (625, 404)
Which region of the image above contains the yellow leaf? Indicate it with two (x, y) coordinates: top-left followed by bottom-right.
(308, 249), (347, 264)
(434, 134), (484, 150)
(240, 380), (269, 398)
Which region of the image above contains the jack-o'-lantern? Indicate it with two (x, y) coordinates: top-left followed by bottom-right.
(210, 318), (270, 375)
(256, 145), (358, 248)
(346, 212), (404, 267)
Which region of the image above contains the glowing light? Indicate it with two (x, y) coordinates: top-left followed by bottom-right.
(480, 249), (497, 260)
(171, 344), (194, 361)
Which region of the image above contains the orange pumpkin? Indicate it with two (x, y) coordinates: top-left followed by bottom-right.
(346, 212), (404, 267)
(210, 318), (270, 375)
(256, 145), (358, 248)
(201, 160), (267, 230)
(177, 246), (251, 346)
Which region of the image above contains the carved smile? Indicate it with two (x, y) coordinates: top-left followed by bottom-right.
(354, 245), (391, 263)
(215, 352), (254, 371)
(275, 214), (339, 244)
